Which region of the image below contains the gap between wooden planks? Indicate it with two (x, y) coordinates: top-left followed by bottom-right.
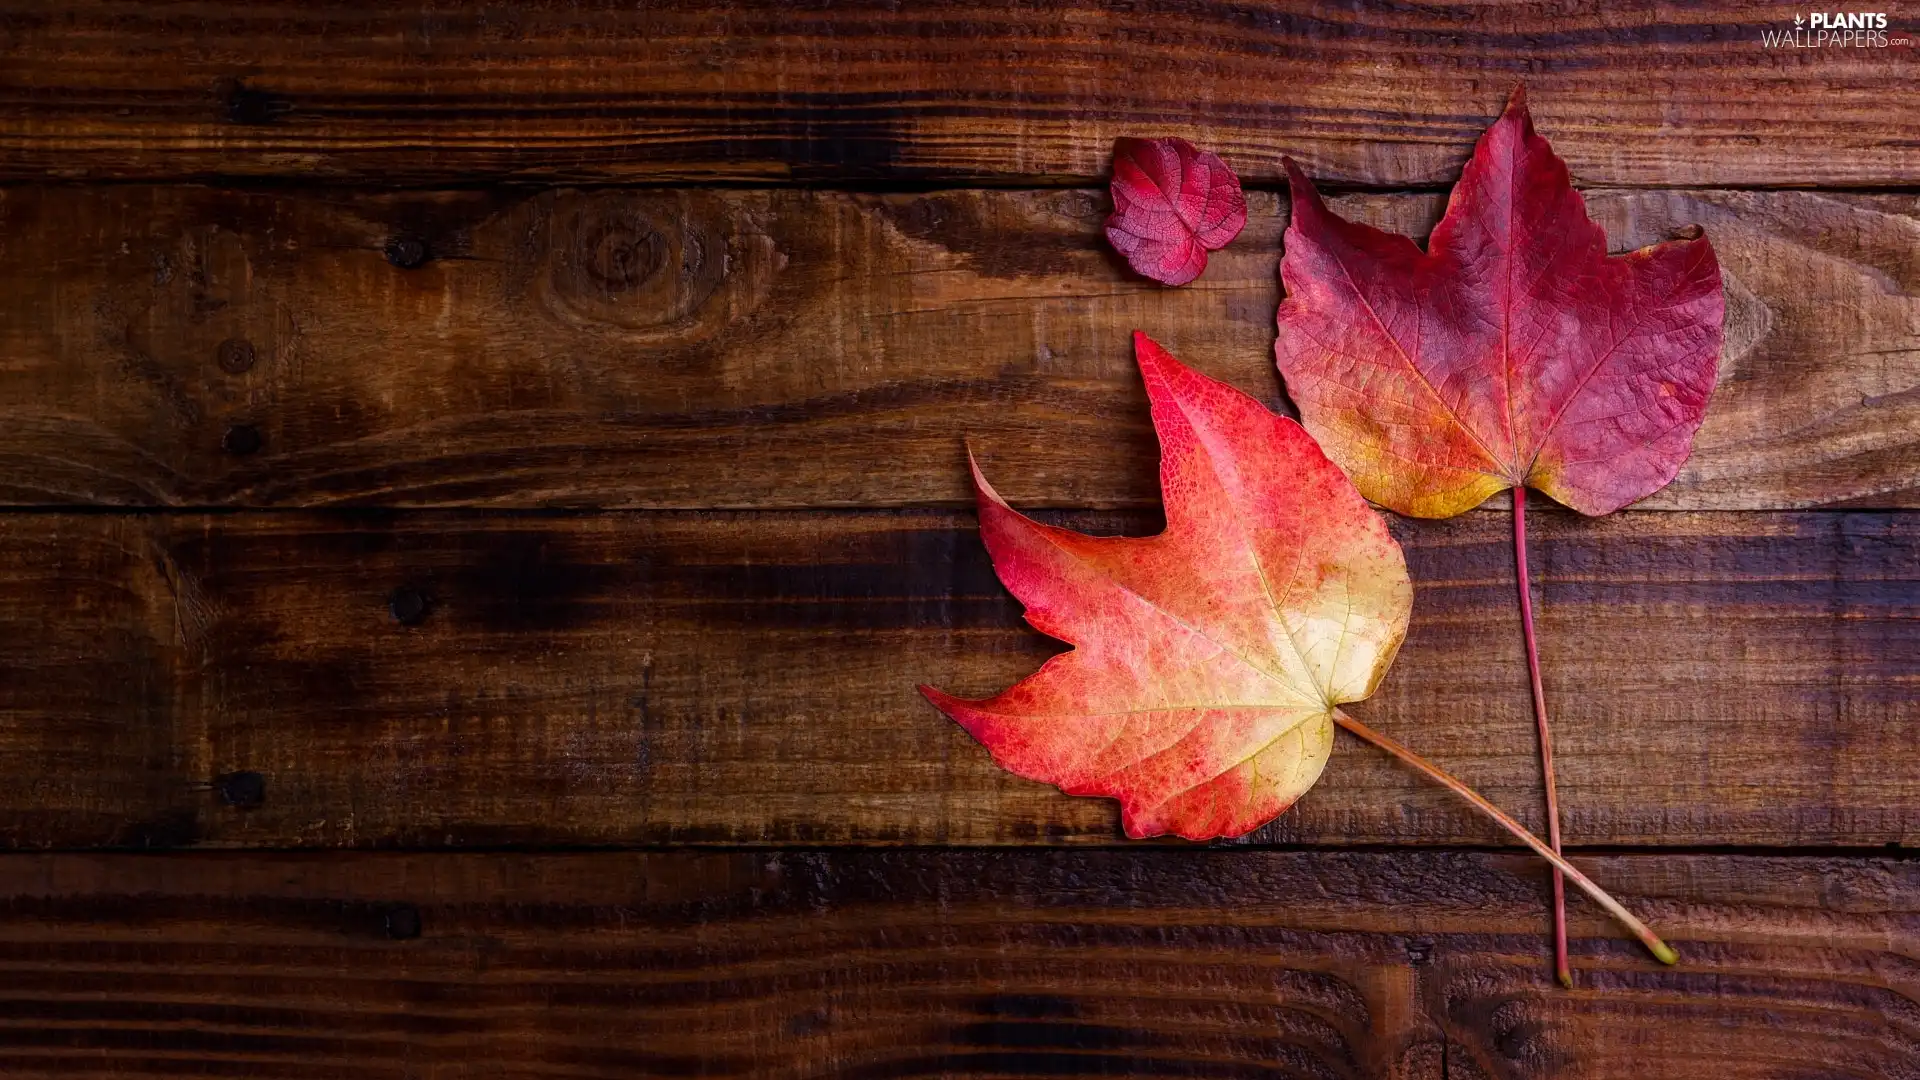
(0, 186), (1914, 509)
(0, 0), (1915, 187)
(1, 507), (1911, 851)
(0, 849), (1915, 1079)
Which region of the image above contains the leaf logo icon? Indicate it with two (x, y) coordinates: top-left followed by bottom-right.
(1794, 13), (1805, 25)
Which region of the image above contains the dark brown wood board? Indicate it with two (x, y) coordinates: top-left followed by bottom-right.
(3, 507), (1913, 850)
(1, 186), (1914, 509)
(2, 1), (1917, 187)
(2, 850), (1916, 1079)
(5, 3), (1919, 1071)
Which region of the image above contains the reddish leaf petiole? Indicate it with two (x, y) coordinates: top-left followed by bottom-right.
(1331, 708), (1677, 970)
(1514, 486), (1572, 986)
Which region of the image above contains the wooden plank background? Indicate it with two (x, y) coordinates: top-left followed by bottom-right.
(1, 186), (1913, 509)
(3, 851), (1917, 1079)
(1, 2), (1916, 1075)
(3, 509), (1915, 850)
(2, 1), (1916, 186)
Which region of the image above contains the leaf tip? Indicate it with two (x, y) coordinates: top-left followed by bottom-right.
(1281, 157), (1325, 222)
(1495, 83), (1538, 144)
(1129, 331), (1192, 409)
(1109, 134), (1150, 162)
(918, 685), (978, 727)
(1130, 329), (1169, 370)
(1652, 941), (1681, 966)
(963, 450), (1012, 515)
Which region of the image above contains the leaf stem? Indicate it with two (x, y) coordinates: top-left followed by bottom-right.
(1514, 487), (1572, 987)
(1330, 708), (1678, 969)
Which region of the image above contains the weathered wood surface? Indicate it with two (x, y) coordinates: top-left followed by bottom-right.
(3, 508), (1912, 850)
(3, 1), (1917, 187)
(1, 849), (1915, 1078)
(2, 185), (1914, 510)
(4, 4), (1914, 1071)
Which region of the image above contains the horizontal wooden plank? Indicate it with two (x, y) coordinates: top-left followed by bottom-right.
(1, 849), (1916, 1078)
(2, 508), (1912, 850)
(0, 185), (1914, 510)
(2, 2), (1917, 186)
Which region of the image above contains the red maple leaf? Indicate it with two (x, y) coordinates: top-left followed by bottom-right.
(1275, 90), (1724, 519)
(1273, 88), (1724, 984)
(1104, 137), (1248, 286)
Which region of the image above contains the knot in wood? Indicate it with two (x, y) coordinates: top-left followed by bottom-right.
(541, 193), (747, 344)
(215, 77), (291, 125)
(216, 770), (266, 809)
(581, 218), (669, 292)
(384, 234), (431, 269)
(216, 338), (257, 374)
(221, 423), (262, 456)
(382, 904), (423, 940)
(388, 587), (429, 626)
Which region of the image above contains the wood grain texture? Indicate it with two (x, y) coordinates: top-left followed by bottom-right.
(2, 1), (1917, 186)
(2, 508), (1912, 850)
(1, 849), (1916, 1079)
(1, 185), (1914, 509)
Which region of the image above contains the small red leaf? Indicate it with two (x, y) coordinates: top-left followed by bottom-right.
(1105, 137), (1248, 287)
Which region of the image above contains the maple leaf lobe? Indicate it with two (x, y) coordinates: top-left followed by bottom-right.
(1106, 137), (1248, 287)
(921, 333), (1411, 841)
(1274, 90), (1725, 517)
